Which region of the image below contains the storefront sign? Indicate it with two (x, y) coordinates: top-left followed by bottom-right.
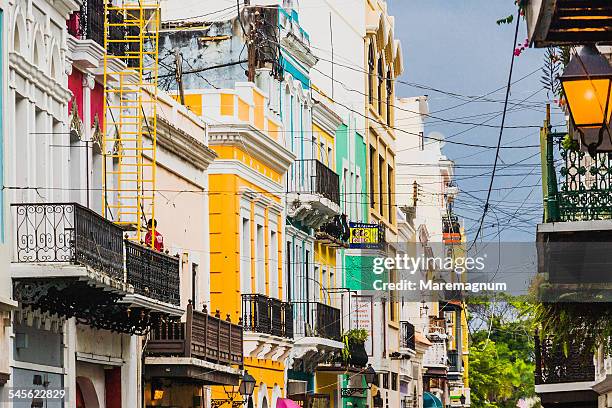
(350, 295), (373, 355)
(349, 223), (381, 249)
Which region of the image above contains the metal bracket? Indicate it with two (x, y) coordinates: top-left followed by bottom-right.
(341, 387), (367, 398)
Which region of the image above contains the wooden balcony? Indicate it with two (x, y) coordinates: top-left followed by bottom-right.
(147, 302), (243, 368)
(527, 0), (612, 47)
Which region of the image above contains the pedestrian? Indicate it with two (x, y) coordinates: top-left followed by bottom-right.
(145, 219), (164, 251)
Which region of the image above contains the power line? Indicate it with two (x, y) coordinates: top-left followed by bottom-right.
(470, 9), (521, 250)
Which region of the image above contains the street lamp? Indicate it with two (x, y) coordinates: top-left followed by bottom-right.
(340, 364), (377, 397)
(239, 371), (256, 401)
(364, 364), (377, 387)
(559, 45), (612, 156)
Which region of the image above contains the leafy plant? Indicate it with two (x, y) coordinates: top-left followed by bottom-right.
(561, 133), (579, 152)
(344, 328), (369, 343)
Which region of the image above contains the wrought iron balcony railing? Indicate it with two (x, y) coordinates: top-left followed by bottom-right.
(535, 335), (595, 385)
(289, 159), (340, 206)
(67, 0), (126, 57)
(544, 134), (612, 222)
(67, 0), (105, 47)
(400, 321), (416, 351)
(12, 203), (124, 280)
(293, 301), (341, 341)
(148, 302), (243, 367)
(242, 294), (293, 338)
(288, 393), (330, 408)
(125, 241), (181, 306)
(447, 350), (460, 372)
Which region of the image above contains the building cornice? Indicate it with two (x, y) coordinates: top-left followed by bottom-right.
(9, 52), (72, 104)
(312, 98), (343, 136)
(67, 35), (105, 71)
(47, 0), (82, 18)
(208, 123), (296, 175)
(152, 116), (217, 171)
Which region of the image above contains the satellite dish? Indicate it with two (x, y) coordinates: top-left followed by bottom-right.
(427, 131), (445, 148)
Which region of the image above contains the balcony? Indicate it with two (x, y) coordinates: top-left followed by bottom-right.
(534, 335), (598, 406)
(125, 241), (180, 306)
(526, 0), (612, 47)
(241, 294), (294, 360)
(447, 350), (460, 373)
(67, 0), (104, 47)
(287, 159), (340, 229)
(535, 336), (595, 385)
(315, 214), (350, 248)
(293, 301), (341, 341)
(291, 300), (343, 370)
(400, 321), (416, 352)
(11, 202), (183, 334)
(442, 215), (461, 245)
(12, 202), (124, 277)
(537, 138), (612, 293)
(423, 340), (447, 369)
(145, 302), (243, 385)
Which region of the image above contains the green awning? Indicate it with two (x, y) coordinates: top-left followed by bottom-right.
(424, 392), (443, 408)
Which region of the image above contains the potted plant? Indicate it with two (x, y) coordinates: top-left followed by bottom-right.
(341, 329), (369, 368)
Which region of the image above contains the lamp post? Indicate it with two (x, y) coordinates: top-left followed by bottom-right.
(559, 45), (612, 157)
(340, 364), (377, 397)
(239, 371), (256, 407)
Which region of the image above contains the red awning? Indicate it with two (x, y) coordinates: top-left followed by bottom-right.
(276, 398), (302, 408)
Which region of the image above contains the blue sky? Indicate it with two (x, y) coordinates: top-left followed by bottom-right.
(387, 0), (565, 241)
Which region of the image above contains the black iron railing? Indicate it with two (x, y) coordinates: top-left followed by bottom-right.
(67, 0), (105, 47)
(289, 159), (340, 205)
(293, 301), (341, 341)
(400, 321), (416, 351)
(125, 241), (180, 306)
(12, 203), (124, 280)
(447, 350), (460, 372)
(535, 335), (595, 385)
(242, 294), (293, 338)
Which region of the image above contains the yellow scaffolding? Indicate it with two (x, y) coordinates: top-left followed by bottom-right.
(102, 1), (160, 245)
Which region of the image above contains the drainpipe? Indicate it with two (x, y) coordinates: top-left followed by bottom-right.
(544, 104), (560, 222)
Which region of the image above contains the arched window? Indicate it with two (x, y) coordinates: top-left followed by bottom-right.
(386, 68), (393, 126)
(368, 42), (375, 106)
(377, 54), (384, 114)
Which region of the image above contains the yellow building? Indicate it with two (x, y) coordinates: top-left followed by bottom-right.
(182, 82), (295, 408)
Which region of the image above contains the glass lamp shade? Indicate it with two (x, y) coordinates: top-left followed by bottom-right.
(560, 45), (612, 154)
(239, 371), (256, 397)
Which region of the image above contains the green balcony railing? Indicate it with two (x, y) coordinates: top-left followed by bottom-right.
(543, 131), (612, 222)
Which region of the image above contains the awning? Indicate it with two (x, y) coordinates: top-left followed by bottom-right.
(424, 392), (443, 408)
(277, 398), (302, 408)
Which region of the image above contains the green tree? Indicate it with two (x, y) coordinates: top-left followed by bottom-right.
(468, 296), (540, 408)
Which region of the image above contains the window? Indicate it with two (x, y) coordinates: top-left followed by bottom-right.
(256, 225), (265, 293)
(192, 263), (198, 307)
(379, 156), (384, 215)
(390, 268), (397, 322)
(368, 43), (375, 105)
(269, 231), (278, 298)
(370, 146), (376, 209)
(343, 168), (348, 212)
(386, 68), (393, 126)
(382, 373), (389, 389)
(286, 241), (292, 301)
(241, 218), (251, 293)
(377, 55), (384, 114)
(305, 249), (310, 301)
(391, 373), (398, 391)
(355, 174), (361, 220)
(388, 165), (394, 224)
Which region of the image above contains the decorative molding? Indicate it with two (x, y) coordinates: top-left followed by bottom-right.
(152, 115), (218, 171)
(9, 52), (72, 104)
(208, 124), (296, 174)
(67, 35), (104, 70)
(312, 97), (343, 136)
